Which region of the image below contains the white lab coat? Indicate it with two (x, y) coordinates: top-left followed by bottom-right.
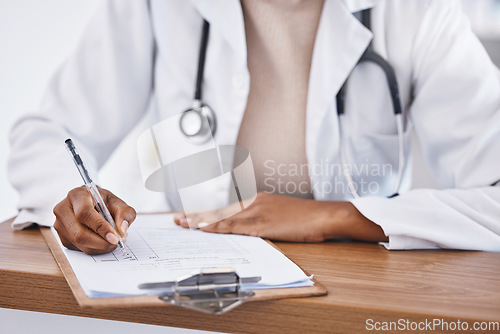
(8, 0), (500, 251)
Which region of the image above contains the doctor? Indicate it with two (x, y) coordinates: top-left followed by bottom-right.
(8, 0), (500, 254)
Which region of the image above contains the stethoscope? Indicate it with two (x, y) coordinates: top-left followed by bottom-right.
(178, 20), (216, 145)
(179, 9), (405, 198)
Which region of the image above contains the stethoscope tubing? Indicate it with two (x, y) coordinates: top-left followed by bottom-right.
(195, 20), (210, 101)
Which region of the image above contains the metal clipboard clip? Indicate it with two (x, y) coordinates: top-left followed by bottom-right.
(138, 267), (261, 314)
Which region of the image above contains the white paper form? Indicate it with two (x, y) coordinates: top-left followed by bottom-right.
(52, 214), (312, 298)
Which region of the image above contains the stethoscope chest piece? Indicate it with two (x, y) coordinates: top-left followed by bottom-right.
(179, 100), (217, 144)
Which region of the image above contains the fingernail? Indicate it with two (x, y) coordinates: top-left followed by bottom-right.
(186, 218), (193, 224)
(106, 233), (119, 245)
(121, 220), (129, 234)
(198, 222), (209, 228)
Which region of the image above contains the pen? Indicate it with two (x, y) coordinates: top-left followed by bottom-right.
(65, 138), (128, 256)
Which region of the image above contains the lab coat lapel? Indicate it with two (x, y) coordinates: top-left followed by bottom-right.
(190, 0), (246, 63)
(306, 0), (375, 199)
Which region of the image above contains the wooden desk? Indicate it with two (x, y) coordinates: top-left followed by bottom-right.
(1, 218), (499, 333)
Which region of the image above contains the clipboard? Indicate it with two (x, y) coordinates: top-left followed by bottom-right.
(40, 223), (328, 313)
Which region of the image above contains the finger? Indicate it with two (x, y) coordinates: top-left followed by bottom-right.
(102, 189), (136, 237)
(58, 220), (118, 253)
(69, 190), (121, 244)
(199, 219), (236, 234)
(179, 217), (194, 229)
(80, 245), (118, 256)
(54, 218), (80, 251)
(214, 201), (247, 220)
(174, 214), (192, 228)
(186, 211), (211, 228)
(57, 220), (117, 255)
(197, 204), (255, 232)
(54, 199), (95, 251)
(58, 198), (119, 251)
(200, 217), (260, 237)
(187, 200), (256, 230)
(67, 218), (119, 251)
(69, 224), (119, 252)
(173, 212), (185, 225)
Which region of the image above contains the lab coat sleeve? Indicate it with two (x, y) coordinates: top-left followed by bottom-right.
(352, 0), (500, 251)
(8, 0), (154, 229)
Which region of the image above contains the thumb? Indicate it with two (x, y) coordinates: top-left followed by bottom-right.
(102, 189), (137, 237)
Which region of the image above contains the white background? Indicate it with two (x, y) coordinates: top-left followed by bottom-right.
(0, 0), (499, 333)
